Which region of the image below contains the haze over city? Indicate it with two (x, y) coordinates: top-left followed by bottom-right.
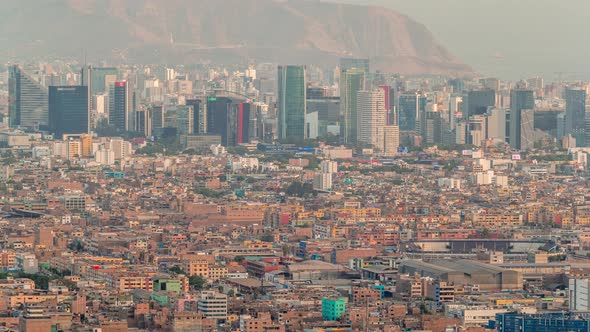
(0, 1), (590, 332)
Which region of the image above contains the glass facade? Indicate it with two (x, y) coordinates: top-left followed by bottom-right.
(207, 97), (251, 146)
(510, 89), (534, 150)
(565, 88), (587, 144)
(398, 92), (426, 132)
(109, 81), (128, 132)
(278, 65), (306, 141)
(463, 89), (496, 119)
(8, 66), (49, 129)
(48, 86), (89, 138)
(340, 58), (370, 77)
(340, 68), (365, 144)
(496, 312), (590, 332)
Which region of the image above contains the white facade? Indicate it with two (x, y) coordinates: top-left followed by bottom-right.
(570, 278), (590, 311)
(313, 173), (333, 191)
(320, 160), (338, 173)
(305, 111), (319, 139)
(438, 178), (461, 189)
(383, 125), (400, 156)
(93, 93), (108, 114)
(32, 146), (51, 159)
(95, 148), (115, 165)
(197, 291), (228, 321)
(448, 95), (462, 130)
(357, 89), (386, 151)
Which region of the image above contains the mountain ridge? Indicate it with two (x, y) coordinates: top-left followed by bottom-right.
(0, 0), (473, 76)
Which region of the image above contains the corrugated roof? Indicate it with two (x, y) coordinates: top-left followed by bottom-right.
(400, 259), (455, 275)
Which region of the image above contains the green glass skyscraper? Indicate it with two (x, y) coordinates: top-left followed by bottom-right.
(340, 68), (366, 144)
(278, 65), (306, 141)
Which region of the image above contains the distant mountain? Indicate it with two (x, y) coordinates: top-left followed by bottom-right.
(0, 0), (472, 76)
(337, 0), (590, 80)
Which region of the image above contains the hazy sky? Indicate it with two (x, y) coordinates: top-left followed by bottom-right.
(336, 0), (590, 81)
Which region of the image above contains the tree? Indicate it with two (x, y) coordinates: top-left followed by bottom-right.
(233, 256), (245, 263)
(189, 275), (207, 290)
(228, 146), (249, 156)
(285, 181), (315, 197)
(169, 266), (186, 275)
(260, 233), (275, 242)
(480, 228), (491, 239)
(2, 150), (17, 165)
(95, 119), (119, 137)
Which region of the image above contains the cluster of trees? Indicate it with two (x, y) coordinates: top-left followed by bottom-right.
(284, 181), (316, 197)
(0, 268), (73, 290)
(530, 154), (572, 162)
(167, 266), (207, 290)
(357, 165), (412, 175)
(194, 187), (225, 198)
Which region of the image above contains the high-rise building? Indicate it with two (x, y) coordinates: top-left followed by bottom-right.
(80, 134), (93, 157)
(313, 173), (333, 191)
(487, 108), (507, 142)
(357, 89), (386, 151)
(339, 58), (369, 77)
(340, 68), (365, 144)
(448, 95), (463, 130)
(307, 86), (329, 99)
(8, 65), (49, 129)
(480, 77), (501, 91)
(186, 99), (206, 134)
(379, 85), (396, 126)
(93, 94), (108, 115)
(277, 65), (306, 141)
(467, 115), (487, 147)
(207, 97), (251, 146)
(398, 92), (426, 132)
(135, 108), (151, 137)
(81, 66), (118, 96)
(176, 105), (195, 136)
(510, 89), (535, 151)
(81, 66), (118, 110)
(109, 81), (129, 132)
(448, 78), (464, 94)
(149, 105), (164, 136)
(306, 96), (340, 138)
(383, 125), (400, 156)
(556, 112), (566, 141)
(423, 110), (443, 144)
(48, 86), (89, 138)
(565, 88), (587, 145)
(463, 89), (496, 119)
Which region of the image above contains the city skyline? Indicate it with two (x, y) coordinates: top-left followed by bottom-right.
(0, 2), (589, 332)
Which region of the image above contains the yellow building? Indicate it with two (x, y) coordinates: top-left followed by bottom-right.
(80, 134), (93, 157)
